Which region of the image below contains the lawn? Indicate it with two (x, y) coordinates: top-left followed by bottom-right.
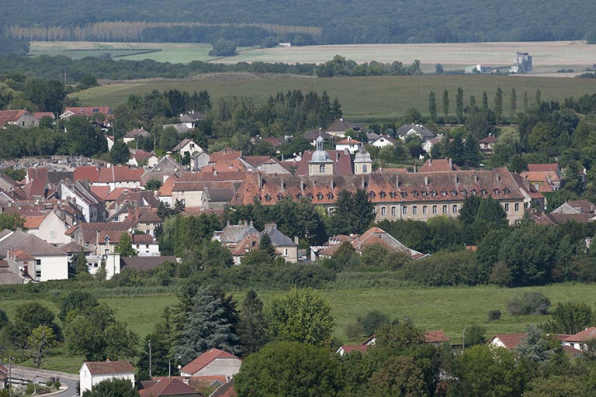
(2, 283), (596, 373)
(76, 73), (596, 120)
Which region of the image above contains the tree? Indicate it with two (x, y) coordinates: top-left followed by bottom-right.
(73, 249), (89, 276)
(137, 308), (174, 377)
(269, 288), (335, 348)
(145, 179), (162, 191)
(66, 117), (107, 156)
(494, 87), (503, 124)
(428, 91), (437, 122)
(208, 39), (237, 56)
(456, 87), (464, 123)
(463, 325), (486, 347)
(27, 325), (57, 366)
(24, 78), (66, 115)
(482, 91), (489, 112)
(367, 356), (428, 397)
(115, 232), (137, 257)
(451, 345), (527, 397)
(463, 134), (481, 167)
(82, 378), (139, 397)
(510, 88), (517, 120)
(442, 89), (450, 119)
(543, 302), (594, 334)
(173, 287), (240, 364)
(358, 310), (390, 336)
(435, 64), (444, 74)
(535, 89), (542, 106)
(516, 325), (552, 363)
(58, 290), (99, 322)
(0, 309), (8, 329)
(258, 233), (276, 260)
(328, 189), (375, 235)
(110, 140), (130, 165)
(238, 290), (270, 357)
(234, 341), (342, 397)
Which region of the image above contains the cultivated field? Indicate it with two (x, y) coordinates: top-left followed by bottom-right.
(76, 73), (596, 120)
(31, 40), (596, 73)
(2, 283), (596, 373)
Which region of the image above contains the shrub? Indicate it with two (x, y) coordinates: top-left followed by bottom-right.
(358, 310), (390, 336)
(507, 292), (551, 316)
(345, 322), (364, 339)
(488, 310), (502, 321)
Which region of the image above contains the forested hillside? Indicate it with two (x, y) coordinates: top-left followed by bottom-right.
(3, 0), (596, 44)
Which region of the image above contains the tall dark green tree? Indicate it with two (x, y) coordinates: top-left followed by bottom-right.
(510, 88), (517, 119)
(463, 135), (481, 167)
(494, 87), (503, 124)
(428, 91), (437, 122)
(82, 378), (139, 397)
(173, 286), (240, 364)
(110, 140), (130, 165)
(482, 91), (489, 112)
(456, 87), (464, 123)
(258, 233), (276, 260)
(24, 79), (66, 115)
(238, 290), (270, 357)
(328, 189), (375, 235)
(442, 89), (450, 119)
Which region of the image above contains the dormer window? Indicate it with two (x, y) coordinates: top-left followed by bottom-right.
(431, 190), (437, 197)
(451, 189), (457, 196)
(412, 190), (418, 197)
(265, 194), (272, 202)
(254, 194), (261, 201)
(390, 191), (397, 198)
(461, 189), (467, 196)
(296, 193), (302, 199)
(471, 189), (477, 195)
(277, 193), (283, 200)
(286, 193), (293, 199)
(307, 193), (313, 199)
(369, 191), (376, 199)
(317, 192), (324, 200)
(481, 189), (487, 196)
(493, 188), (500, 195)
(421, 190), (427, 197)
(380, 191), (386, 199)
(400, 191), (407, 198)
(327, 192), (334, 199)
(441, 189), (447, 197)
(503, 187), (510, 194)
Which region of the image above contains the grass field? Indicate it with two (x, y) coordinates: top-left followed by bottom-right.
(76, 73), (596, 119)
(2, 283), (596, 373)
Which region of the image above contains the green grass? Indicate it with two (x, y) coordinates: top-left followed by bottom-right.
(3, 283), (596, 372)
(75, 74), (596, 119)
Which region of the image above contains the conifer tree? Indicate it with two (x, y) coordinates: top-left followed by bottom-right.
(238, 290), (270, 357)
(259, 233), (276, 259)
(494, 87), (503, 124)
(428, 91), (437, 122)
(442, 89), (450, 119)
(456, 87), (464, 123)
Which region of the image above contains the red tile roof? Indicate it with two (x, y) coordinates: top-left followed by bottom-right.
(180, 349), (240, 376)
(90, 185), (111, 200)
(490, 333), (527, 350)
(104, 187), (133, 201)
(425, 330), (450, 343)
(210, 148), (242, 162)
(14, 249), (36, 261)
(64, 107), (113, 118)
(159, 175), (178, 197)
(418, 158), (459, 172)
(336, 137), (362, 145)
(140, 378), (200, 397)
(74, 166), (100, 182)
(84, 360), (134, 375)
(339, 345), (369, 354)
(527, 163), (559, 172)
(24, 215), (46, 229)
(0, 110), (29, 125)
(564, 327), (596, 343)
(132, 234), (154, 244)
(479, 136), (498, 144)
(33, 112), (55, 120)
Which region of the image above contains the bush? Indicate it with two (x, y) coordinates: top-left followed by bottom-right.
(488, 310), (502, 321)
(507, 292), (551, 316)
(358, 310), (390, 336)
(345, 322), (364, 340)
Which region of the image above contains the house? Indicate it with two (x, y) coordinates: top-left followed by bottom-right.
(132, 234), (160, 257)
(59, 180), (106, 223)
(141, 155), (185, 186)
(326, 118), (359, 138)
(260, 223), (298, 262)
(479, 135), (498, 152)
(128, 150), (159, 168)
(79, 360), (135, 394)
(314, 227), (427, 261)
(0, 230), (69, 282)
(172, 139), (204, 160)
(425, 330), (450, 347)
(417, 158), (459, 173)
(336, 335), (377, 356)
(74, 165), (144, 190)
(551, 200), (596, 215)
(370, 134), (399, 148)
(0, 110), (39, 128)
(488, 333), (527, 350)
(24, 210), (70, 245)
(396, 124), (435, 141)
(422, 136), (443, 153)
(303, 129), (333, 146)
(60, 107), (113, 124)
(335, 137), (362, 154)
(163, 124), (191, 134)
(139, 378), (203, 397)
(296, 136), (354, 176)
(511, 173), (546, 210)
(106, 135), (115, 151)
(520, 163), (562, 192)
(563, 327), (596, 351)
(0, 364), (7, 389)
(123, 128), (150, 144)
(179, 111), (204, 129)
(158, 175), (178, 206)
(171, 180), (239, 211)
(191, 152), (210, 171)
(180, 349), (242, 379)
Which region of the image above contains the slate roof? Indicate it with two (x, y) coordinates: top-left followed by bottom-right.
(124, 128), (150, 139)
(326, 119), (359, 133)
(372, 134), (399, 145)
(304, 129), (332, 141)
(210, 380), (236, 397)
(262, 223), (296, 246)
(120, 256), (177, 271)
(83, 360), (134, 375)
(396, 124), (435, 139)
(172, 139), (197, 153)
(296, 150), (353, 176)
(180, 349), (241, 376)
(219, 223), (260, 244)
(0, 230), (65, 257)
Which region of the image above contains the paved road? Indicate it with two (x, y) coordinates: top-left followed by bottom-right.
(10, 366), (78, 396)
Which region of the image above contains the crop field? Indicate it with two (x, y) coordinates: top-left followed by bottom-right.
(2, 283), (596, 372)
(76, 73), (596, 120)
(31, 40), (596, 74)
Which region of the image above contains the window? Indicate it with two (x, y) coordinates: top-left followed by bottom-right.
(505, 203), (510, 212)
(402, 206), (407, 215)
(452, 205), (458, 213)
(442, 205), (447, 214)
(319, 164), (326, 173)
(515, 203), (520, 211)
(36, 270), (41, 279)
(381, 206), (386, 215)
(180, 199), (186, 205)
(423, 206), (427, 214)
(432, 205), (437, 214)
(391, 206), (396, 216)
(146, 244), (149, 248)
(50, 231), (56, 239)
(412, 206), (418, 215)
(363, 165), (367, 173)
(284, 249), (288, 256)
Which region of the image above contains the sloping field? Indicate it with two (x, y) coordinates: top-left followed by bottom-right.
(76, 73), (596, 119)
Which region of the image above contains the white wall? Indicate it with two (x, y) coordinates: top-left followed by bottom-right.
(135, 243), (160, 257)
(37, 256), (68, 281)
(183, 358), (242, 378)
(80, 365), (134, 394)
(36, 212), (69, 245)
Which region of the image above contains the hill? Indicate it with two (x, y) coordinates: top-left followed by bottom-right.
(3, 0), (596, 45)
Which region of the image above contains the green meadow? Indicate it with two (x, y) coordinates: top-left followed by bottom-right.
(75, 73), (596, 120)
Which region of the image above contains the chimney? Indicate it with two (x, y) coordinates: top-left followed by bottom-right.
(448, 158), (453, 170)
(294, 236), (299, 245)
(361, 177), (365, 189)
(258, 173), (263, 189)
(281, 178), (284, 191)
(429, 158), (432, 165)
(396, 175), (400, 187)
(344, 148), (349, 155)
(300, 181), (305, 192)
(336, 152), (340, 161)
(214, 170), (218, 176)
(454, 175), (459, 184)
(425, 177), (429, 186)
(414, 164), (418, 173)
(474, 175), (479, 183)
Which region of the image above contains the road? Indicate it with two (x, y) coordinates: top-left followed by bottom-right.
(10, 365), (78, 396)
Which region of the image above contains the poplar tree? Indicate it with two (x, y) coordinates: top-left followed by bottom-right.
(442, 89), (450, 119)
(428, 91), (437, 122)
(456, 87), (464, 123)
(494, 87), (503, 124)
(510, 88), (517, 120)
(238, 290), (270, 357)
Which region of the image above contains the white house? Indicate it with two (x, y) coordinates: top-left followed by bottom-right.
(25, 211), (70, 245)
(79, 361), (135, 394)
(370, 134), (399, 148)
(563, 327), (596, 351)
(335, 137), (362, 154)
(180, 349), (242, 379)
(0, 230), (69, 282)
(59, 180), (105, 223)
(132, 234), (160, 257)
(172, 139), (203, 159)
